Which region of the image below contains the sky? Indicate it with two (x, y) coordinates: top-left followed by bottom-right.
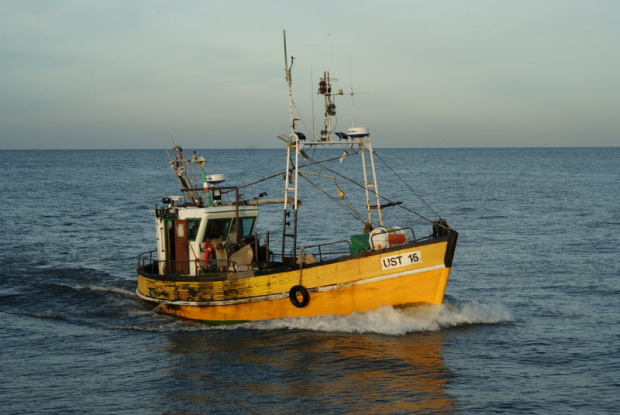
(1, 0), (619, 149)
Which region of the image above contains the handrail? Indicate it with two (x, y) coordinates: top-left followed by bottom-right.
(137, 250), (157, 268)
(292, 239), (351, 262)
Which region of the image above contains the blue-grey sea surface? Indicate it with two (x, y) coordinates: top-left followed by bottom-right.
(1, 147), (618, 414)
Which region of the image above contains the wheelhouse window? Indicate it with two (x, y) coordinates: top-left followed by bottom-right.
(187, 219), (201, 241)
(205, 218), (232, 241)
(234, 217), (256, 238)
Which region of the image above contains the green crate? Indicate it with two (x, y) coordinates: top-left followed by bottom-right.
(350, 234), (370, 254)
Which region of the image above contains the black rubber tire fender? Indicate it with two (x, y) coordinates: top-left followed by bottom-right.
(289, 285), (310, 308)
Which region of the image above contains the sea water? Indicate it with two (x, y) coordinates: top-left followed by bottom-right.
(1, 147), (618, 414)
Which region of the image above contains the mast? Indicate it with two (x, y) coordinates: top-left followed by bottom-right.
(281, 30), (300, 260)
(283, 30), (295, 136)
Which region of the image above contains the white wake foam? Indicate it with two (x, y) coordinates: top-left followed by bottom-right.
(241, 300), (514, 335)
(55, 282), (136, 298)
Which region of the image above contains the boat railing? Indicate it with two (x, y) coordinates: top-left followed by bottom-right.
(138, 251), (196, 276)
(292, 240), (352, 263)
(404, 227), (416, 241)
(137, 250), (158, 274)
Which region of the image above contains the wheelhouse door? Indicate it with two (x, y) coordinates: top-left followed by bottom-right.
(166, 219), (189, 274)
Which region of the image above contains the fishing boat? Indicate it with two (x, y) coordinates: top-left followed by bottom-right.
(136, 33), (458, 324)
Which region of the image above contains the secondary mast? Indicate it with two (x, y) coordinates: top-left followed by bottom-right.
(279, 31), (384, 262)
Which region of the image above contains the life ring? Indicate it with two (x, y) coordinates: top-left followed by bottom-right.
(289, 285), (310, 308)
(203, 239), (215, 262)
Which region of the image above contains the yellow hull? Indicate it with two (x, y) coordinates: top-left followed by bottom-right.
(137, 235), (456, 324)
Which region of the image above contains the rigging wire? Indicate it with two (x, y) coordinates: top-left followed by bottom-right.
(306, 150), (438, 224)
(292, 100), (319, 140)
(298, 170), (365, 222)
(298, 172), (366, 223)
(231, 153), (352, 192)
(230, 146), (440, 225)
(372, 150), (442, 220)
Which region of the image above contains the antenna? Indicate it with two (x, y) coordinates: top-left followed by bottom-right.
(282, 30), (295, 135)
(347, 53), (368, 128)
(328, 34), (332, 73)
(283, 30), (288, 69)
(349, 52), (356, 127)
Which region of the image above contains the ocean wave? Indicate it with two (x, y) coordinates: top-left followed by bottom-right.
(8, 311), (67, 321)
(53, 282), (136, 298)
(107, 324), (171, 333)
